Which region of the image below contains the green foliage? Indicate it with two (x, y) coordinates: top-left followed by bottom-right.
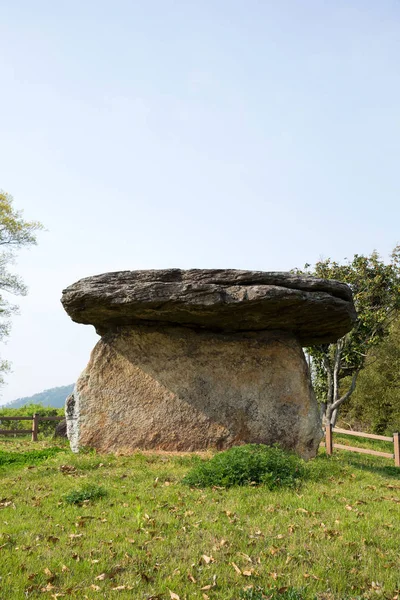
(297, 247), (400, 424)
(0, 447), (64, 468)
(63, 483), (108, 505)
(0, 191), (44, 389)
(240, 587), (307, 600)
(340, 315), (400, 435)
(182, 444), (305, 489)
(0, 403), (64, 436)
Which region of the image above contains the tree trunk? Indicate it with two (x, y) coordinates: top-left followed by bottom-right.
(323, 370), (360, 426)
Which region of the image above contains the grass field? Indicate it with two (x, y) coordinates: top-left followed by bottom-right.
(0, 435), (399, 600)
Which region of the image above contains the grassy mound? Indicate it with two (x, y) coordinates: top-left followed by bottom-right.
(182, 444), (305, 489)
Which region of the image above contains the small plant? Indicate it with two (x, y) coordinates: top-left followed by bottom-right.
(182, 444), (305, 489)
(63, 483), (107, 504)
(134, 504), (144, 528)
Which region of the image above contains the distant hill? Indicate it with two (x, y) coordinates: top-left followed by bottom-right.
(2, 384), (74, 409)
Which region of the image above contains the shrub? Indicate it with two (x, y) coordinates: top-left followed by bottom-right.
(64, 484), (107, 504)
(182, 444), (305, 489)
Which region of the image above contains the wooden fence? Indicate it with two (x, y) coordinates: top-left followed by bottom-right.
(0, 414), (64, 441)
(323, 424), (400, 467)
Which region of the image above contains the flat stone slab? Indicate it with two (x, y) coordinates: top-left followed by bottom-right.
(62, 269), (356, 345)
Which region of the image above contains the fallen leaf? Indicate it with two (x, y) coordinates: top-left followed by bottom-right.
(59, 465), (77, 473)
(90, 584), (101, 591)
(238, 552), (252, 563)
(169, 591), (180, 600)
(43, 567), (55, 582)
(201, 554), (214, 564)
(231, 562), (242, 575)
(243, 570), (254, 577)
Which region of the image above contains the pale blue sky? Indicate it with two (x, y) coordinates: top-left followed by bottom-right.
(1, 0), (399, 403)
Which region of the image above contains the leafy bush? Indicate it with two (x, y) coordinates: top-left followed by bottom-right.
(0, 404), (64, 436)
(64, 484), (107, 505)
(0, 447), (64, 469)
(182, 444), (305, 489)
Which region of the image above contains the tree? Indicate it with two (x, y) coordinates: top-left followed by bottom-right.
(0, 191), (43, 387)
(340, 314), (400, 435)
(297, 247), (400, 426)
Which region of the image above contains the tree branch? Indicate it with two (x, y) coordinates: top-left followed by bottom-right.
(330, 369), (360, 412)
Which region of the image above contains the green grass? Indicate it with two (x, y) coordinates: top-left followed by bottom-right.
(0, 446), (65, 469)
(0, 438), (399, 600)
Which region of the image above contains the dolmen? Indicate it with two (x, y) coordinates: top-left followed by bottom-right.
(61, 269), (356, 459)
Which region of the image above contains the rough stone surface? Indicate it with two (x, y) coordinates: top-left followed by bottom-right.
(66, 325), (323, 459)
(61, 269), (356, 345)
(54, 418), (67, 438)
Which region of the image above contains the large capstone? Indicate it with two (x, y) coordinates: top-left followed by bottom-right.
(61, 269), (357, 458)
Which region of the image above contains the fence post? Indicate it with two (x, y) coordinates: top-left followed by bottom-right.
(394, 432), (400, 467)
(325, 423), (333, 456)
(32, 414), (39, 442)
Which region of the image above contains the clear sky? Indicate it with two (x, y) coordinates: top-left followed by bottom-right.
(1, 0), (399, 404)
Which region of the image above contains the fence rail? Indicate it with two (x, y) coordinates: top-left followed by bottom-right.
(0, 414), (64, 441)
(323, 424), (400, 467)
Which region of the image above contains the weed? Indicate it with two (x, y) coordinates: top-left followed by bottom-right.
(63, 483), (107, 504)
(134, 504), (144, 528)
